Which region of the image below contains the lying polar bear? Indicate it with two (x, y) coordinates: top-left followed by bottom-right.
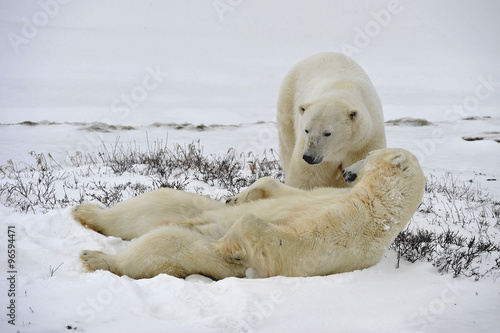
(73, 148), (424, 280)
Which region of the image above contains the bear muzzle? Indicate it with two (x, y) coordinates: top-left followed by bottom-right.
(303, 154), (323, 165)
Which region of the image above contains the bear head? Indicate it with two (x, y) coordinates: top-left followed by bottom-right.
(298, 95), (372, 165)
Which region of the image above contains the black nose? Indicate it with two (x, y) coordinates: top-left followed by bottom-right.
(342, 170), (357, 184)
(303, 154), (322, 165)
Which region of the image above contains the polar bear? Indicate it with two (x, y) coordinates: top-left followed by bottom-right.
(73, 148), (424, 280)
(277, 52), (386, 189)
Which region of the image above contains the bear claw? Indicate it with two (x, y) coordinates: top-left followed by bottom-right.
(225, 197), (239, 205)
(80, 250), (112, 272)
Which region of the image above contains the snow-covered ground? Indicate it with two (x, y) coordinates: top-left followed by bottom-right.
(1, 1), (499, 332)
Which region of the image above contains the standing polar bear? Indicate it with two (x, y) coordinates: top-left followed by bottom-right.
(277, 52), (386, 189)
(73, 148), (424, 280)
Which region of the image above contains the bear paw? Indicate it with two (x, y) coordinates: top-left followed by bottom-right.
(80, 250), (114, 272)
(225, 188), (265, 206)
(215, 237), (247, 263)
(226, 177), (282, 205)
(72, 203), (105, 233)
(225, 196), (241, 205)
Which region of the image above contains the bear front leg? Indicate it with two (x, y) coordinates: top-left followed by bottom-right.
(216, 214), (285, 277)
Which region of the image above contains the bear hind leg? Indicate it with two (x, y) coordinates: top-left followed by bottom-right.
(80, 226), (247, 280)
(72, 202), (161, 240)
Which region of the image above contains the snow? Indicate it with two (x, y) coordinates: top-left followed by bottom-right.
(1, 1), (499, 332)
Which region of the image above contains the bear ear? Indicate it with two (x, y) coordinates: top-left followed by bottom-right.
(298, 103), (311, 114)
(349, 110), (357, 120)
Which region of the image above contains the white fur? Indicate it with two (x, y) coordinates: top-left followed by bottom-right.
(74, 148), (424, 280)
(277, 52), (386, 189)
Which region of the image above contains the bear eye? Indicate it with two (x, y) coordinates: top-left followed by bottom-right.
(305, 129), (309, 134)
(323, 132), (331, 137)
(349, 111), (357, 120)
